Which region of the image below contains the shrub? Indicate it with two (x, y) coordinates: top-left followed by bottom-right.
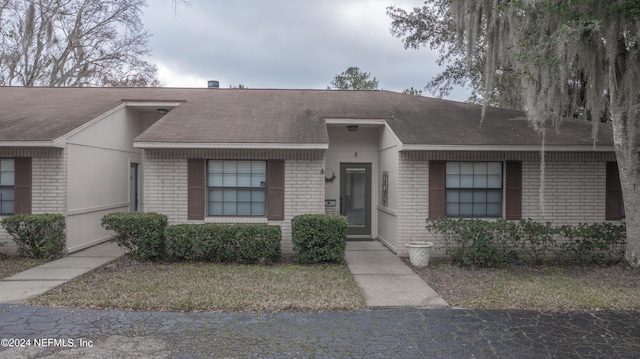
(513, 219), (557, 264)
(101, 212), (167, 260)
(426, 218), (513, 267)
(291, 214), (347, 264)
(427, 218), (626, 267)
(164, 223), (281, 264)
(0, 214), (66, 258)
(558, 222), (626, 265)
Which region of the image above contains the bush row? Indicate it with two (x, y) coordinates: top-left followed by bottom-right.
(165, 224), (281, 264)
(101, 212), (347, 264)
(0, 214), (66, 258)
(426, 218), (626, 267)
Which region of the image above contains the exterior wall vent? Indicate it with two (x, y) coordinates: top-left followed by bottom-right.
(207, 80), (220, 89)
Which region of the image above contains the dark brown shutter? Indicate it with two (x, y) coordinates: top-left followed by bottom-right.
(606, 162), (623, 220)
(428, 161), (446, 219)
(187, 159), (205, 220)
(505, 161), (522, 220)
(267, 160), (285, 220)
(13, 157), (32, 215)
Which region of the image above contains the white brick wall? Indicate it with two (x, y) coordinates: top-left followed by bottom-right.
(522, 161), (605, 223)
(396, 159), (429, 256)
(281, 159), (326, 251)
(143, 157), (326, 253)
(143, 158), (189, 224)
(32, 156), (68, 214)
(394, 158), (609, 257)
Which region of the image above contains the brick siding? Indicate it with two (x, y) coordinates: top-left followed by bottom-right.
(395, 156), (610, 257)
(396, 159), (429, 256)
(143, 154), (325, 253)
(0, 150), (67, 251)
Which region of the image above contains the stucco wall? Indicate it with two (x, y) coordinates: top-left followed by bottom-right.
(324, 126), (380, 238)
(377, 126), (400, 251)
(143, 153), (325, 253)
(64, 107), (161, 252)
(396, 155), (612, 257)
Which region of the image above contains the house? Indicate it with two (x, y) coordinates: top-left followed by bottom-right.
(0, 87), (622, 255)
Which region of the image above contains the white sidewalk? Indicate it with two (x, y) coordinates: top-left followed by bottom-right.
(345, 241), (448, 308)
(0, 241), (124, 304)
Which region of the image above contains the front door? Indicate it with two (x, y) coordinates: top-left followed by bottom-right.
(340, 163), (371, 237)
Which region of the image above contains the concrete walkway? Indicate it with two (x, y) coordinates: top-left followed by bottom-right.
(0, 241), (124, 304)
(345, 240), (448, 308)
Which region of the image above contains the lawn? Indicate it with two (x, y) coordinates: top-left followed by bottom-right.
(30, 256), (366, 312)
(410, 260), (640, 312)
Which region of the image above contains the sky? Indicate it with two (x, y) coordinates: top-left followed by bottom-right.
(140, 0), (469, 101)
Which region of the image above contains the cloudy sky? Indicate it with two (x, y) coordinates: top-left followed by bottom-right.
(141, 0), (469, 101)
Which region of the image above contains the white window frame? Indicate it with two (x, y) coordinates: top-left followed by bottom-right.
(445, 161), (503, 218)
(206, 160), (267, 217)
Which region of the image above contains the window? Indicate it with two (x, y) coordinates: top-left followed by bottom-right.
(606, 162), (624, 220)
(0, 159), (14, 215)
(446, 162), (502, 217)
(207, 160), (267, 216)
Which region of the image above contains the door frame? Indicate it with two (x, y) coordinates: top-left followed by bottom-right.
(340, 162), (372, 238)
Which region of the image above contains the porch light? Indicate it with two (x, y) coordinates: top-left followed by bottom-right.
(157, 108), (169, 115)
(347, 125), (359, 132)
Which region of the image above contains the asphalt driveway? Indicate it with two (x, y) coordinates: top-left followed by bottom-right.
(1, 304), (639, 358)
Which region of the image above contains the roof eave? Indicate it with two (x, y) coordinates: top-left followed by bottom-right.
(400, 144), (616, 152)
(0, 139), (65, 148)
(133, 142), (329, 150)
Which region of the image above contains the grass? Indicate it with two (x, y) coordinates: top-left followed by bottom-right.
(410, 260), (640, 312)
(29, 256), (366, 312)
(0, 254), (47, 279)
(23, 252), (640, 313)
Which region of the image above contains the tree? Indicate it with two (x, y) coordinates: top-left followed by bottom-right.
(403, 87), (423, 96)
(444, 1), (640, 267)
(330, 66), (379, 90)
(387, 2), (522, 110)
(0, 0), (158, 87)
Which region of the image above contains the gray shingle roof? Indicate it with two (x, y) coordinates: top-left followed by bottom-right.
(0, 87), (614, 147)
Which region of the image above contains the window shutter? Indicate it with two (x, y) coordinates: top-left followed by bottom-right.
(428, 161), (446, 219)
(606, 162), (623, 220)
(187, 159), (205, 220)
(267, 160), (285, 220)
(13, 157), (32, 215)
(505, 161), (522, 220)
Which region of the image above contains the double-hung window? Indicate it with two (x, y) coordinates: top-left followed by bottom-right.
(446, 162), (502, 217)
(207, 160), (267, 216)
(0, 159), (15, 215)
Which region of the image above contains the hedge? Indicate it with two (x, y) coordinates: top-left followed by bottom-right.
(164, 223), (281, 264)
(292, 214), (347, 263)
(426, 218), (626, 267)
(0, 214), (66, 258)
(101, 212), (168, 260)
